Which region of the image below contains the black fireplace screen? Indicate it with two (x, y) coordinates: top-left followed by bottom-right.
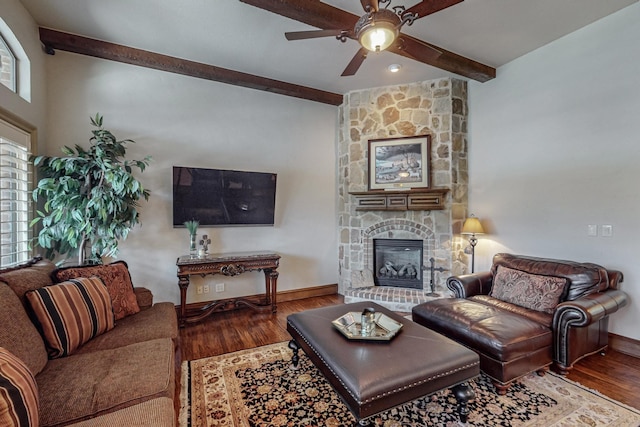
(373, 239), (423, 289)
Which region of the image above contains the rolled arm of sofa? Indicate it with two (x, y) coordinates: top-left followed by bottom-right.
(447, 272), (493, 298)
(552, 289), (628, 371)
(553, 289), (629, 329)
(134, 287), (154, 310)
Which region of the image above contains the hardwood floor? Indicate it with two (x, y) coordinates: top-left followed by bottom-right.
(178, 294), (640, 410)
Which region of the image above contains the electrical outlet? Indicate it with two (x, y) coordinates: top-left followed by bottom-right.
(215, 283), (225, 293)
(203, 284), (210, 293)
(601, 225), (613, 237)
(196, 285), (203, 295)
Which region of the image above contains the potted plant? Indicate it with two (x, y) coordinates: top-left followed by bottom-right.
(31, 114), (151, 265)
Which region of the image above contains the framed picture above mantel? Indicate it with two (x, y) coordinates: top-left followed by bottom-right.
(368, 135), (431, 191)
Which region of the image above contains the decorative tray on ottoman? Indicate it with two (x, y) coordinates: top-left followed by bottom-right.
(332, 311), (403, 341)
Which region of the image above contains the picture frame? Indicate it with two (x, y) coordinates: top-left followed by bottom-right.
(368, 135), (431, 190)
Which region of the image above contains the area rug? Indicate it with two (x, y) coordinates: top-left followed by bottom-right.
(180, 342), (640, 427)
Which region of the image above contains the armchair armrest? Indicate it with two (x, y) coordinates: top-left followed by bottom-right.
(553, 289), (628, 329)
(552, 289), (628, 371)
(134, 287), (154, 310)
(447, 272), (493, 298)
(607, 270), (623, 290)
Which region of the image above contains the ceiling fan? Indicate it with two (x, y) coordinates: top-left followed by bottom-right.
(239, 0), (496, 82)
(284, 0), (437, 76)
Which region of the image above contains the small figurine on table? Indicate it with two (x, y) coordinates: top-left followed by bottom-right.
(199, 234), (211, 255)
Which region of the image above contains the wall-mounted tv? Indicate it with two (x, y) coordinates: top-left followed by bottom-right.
(173, 166), (277, 227)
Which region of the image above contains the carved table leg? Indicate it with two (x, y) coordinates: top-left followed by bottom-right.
(288, 340), (300, 367)
(451, 382), (475, 423)
(178, 275), (190, 328)
(264, 268), (279, 313)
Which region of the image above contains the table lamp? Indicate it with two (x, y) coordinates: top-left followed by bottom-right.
(461, 215), (485, 273)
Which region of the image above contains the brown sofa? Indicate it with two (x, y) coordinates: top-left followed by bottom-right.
(0, 257), (178, 426)
(412, 253), (628, 394)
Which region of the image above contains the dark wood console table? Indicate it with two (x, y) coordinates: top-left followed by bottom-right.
(176, 251), (280, 327)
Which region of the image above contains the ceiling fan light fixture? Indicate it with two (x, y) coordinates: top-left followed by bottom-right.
(355, 9), (400, 52)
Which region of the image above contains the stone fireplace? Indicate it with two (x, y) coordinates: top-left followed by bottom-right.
(337, 78), (470, 311)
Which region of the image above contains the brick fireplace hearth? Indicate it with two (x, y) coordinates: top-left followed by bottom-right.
(337, 78), (470, 311)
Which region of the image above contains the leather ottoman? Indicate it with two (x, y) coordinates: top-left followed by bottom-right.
(287, 301), (480, 425)
(412, 298), (553, 394)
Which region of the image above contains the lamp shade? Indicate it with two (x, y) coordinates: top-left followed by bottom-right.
(461, 217), (485, 235)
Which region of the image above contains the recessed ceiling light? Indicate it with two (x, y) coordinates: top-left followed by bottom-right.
(388, 64), (402, 73)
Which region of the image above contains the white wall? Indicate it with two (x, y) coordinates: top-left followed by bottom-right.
(0, 0), (48, 148)
(469, 3), (640, 340)
(43, 52), (338, 305)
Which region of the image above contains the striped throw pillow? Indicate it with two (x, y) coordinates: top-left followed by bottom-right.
(25, 277), (115, 359)
(0, 347), (39, 427)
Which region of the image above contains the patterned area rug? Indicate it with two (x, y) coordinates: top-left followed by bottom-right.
(180, 342), (640, 427)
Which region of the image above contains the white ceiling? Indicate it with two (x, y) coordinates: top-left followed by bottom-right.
(19, 0), (638, 95)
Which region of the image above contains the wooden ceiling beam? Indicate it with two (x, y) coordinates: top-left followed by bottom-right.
(239, 0), (358, 30)
(39, 27), (344, 106)
(406, 0), (465, 19)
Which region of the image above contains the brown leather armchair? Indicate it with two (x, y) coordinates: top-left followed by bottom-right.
(412, 253), (628, 394)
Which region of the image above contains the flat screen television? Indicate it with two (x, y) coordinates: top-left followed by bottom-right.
(173, 166), (277, 227)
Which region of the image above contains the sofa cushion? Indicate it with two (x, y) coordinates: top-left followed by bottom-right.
(75, 302), (178, 354)
(66, 397), (175, 427)
(0, 259), (56, 306)
(26, 277), (115, 359)
(36, 338), (174, 426)
(0, 347), (39, 427)
(470, 295), (553, 327)
(54, 261), (140, 320)
(490, 265), (567, 314)
(0, 285), (48, 376)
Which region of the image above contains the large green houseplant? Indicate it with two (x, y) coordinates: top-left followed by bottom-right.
(31, 114), (151, 264)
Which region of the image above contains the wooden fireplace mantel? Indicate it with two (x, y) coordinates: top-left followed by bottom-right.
(349, 188), (449, 211)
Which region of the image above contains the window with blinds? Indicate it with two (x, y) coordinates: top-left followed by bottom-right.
(0, 33), (17, 93)
(0, 119), (32, 267)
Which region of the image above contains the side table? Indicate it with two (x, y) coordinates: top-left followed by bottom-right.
(176, 251), (280, 327)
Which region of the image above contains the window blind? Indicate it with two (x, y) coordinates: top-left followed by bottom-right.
(0, 119), (32, 267)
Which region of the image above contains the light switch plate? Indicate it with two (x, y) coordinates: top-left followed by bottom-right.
(601, 225), (613, 237)
(587, 224), (597, 236)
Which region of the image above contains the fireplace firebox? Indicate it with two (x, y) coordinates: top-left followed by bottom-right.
(373, 239), (423, 289)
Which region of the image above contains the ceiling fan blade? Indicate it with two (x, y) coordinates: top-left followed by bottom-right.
(341, 48), (368, 77)
(285, 29), (346, 41)
(393, 37), (441, 62)
(388, 33), (495, 82)
(360, 0), (378, 13)
(406, 0), (464, 20)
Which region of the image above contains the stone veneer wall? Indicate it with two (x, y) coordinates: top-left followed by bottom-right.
(337, 78), (470, 295)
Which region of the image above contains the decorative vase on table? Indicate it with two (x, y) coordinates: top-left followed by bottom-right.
(184, 220), (199, 258)
(189, 234), (198, 257)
